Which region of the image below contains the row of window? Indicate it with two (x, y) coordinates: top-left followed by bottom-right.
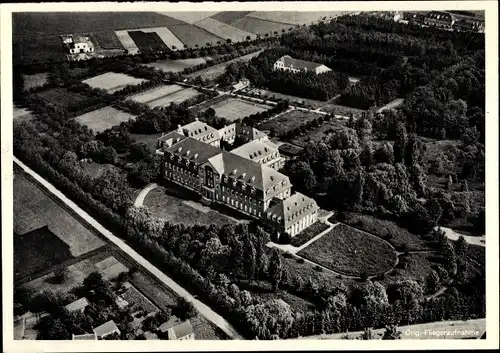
(221, 195), (261, 217)
(166, 163), (196, 178)
(287, 212), (317, 235)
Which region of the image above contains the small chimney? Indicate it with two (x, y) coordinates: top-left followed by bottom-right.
(178, 147), (183, 152)
(195, 117), (199, 121)
(194, 153), (199, 159)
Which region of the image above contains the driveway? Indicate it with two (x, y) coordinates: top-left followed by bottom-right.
(134, 183), (158, 207)
(438, 226), (485, 247)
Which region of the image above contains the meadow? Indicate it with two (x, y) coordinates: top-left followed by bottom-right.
(258, 110), (323, 136)
(83, 72), (148, 93)
(211, 97), (270, 121)
(75, 106), (137, 132)
(195, 17), (257, 42)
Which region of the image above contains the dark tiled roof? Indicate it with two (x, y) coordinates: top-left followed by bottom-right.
(425, 11), (456, 22)
(168, 320), (194, 339)
(214, 151), (289, 195)
(93, 320), (120, 337)
(266, 192), (319, 228)
(280, 55), (324, 71)
(165, 136), (223, 165)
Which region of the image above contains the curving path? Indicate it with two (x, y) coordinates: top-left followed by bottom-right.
(14, 157), (244, 340)
(134, 183), (158, 207)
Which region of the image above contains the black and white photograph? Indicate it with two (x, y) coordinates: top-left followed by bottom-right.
(1, 1), (498, 350)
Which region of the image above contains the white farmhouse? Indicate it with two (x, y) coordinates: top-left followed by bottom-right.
(273, 55), (331, 75)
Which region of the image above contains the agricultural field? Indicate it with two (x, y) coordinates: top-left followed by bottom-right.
(258, 110), (323, 136)
(297, 224), (398, 277)
(129, 271), (178, 310)
(91, 31), (124, 50)
(14, 172), (105, 257)
(75, 106), (137, 132)
(22, 72), (49, 91)
(12, 12), (186, 36)
(187, 50), (263, 81)
(143, 57), (208, 73)
(156, 11), (219, 24)
(290, 120), (348, 148)
(128, 84), (184, 104)
(127, 30), (171, 53)
(231, 16), (295, 36)
(114, 30), (140, 55)
(21, 250), (115, 293)
(82, 72), (148, 93)
(195, 17), (257, 42)
(34, 88), (89, 110)
(210, 97), (270, 121)
(167, 24), (223, 48)
(210, 11), (254, 24)
(248, 11), (351, 25)
(139, 27), (184, 50)
(143, 186), (237, 227)
(13, 35), (65, 65)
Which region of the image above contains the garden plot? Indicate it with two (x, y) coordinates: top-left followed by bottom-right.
(95, 256), (129, 280)
(83, 72), (148, 93)
(128, 84), (184, 104)
(195, 17), (257, 42)
(75, 106), (137, 132)
(211, 97), (270, 121)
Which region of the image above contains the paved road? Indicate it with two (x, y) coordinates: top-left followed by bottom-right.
(438, 226), (485, 247)
(14, 157), (244, 340)
(134, 183), (158, 207)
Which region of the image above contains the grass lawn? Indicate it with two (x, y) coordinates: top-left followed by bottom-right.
(128, 84), (184, 104)
(241, 87), (325, 109)
(74, 106), (137, 133)
(297, 224), (397, 277)
(340, 213), (434, 252)
(318, 103), (365, 117)
(290, 222), (330, 247)
(82, 72), (148, 94)
(381, 252), (440, 286)
(146, 88), (200, 108)
(143, 186), (237, 227)
(280, 253), (357, 291)
(14, 172), (105, 257)
(258, 110), (323, 137)
(211, 97), (270, 121)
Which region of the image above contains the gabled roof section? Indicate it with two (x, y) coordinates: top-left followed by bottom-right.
(231, 139), (279, 162)
(93, 320), (120, 337)
(167, 320), (194, 339)
(178, 118), (220, 142)
(65, 297), (90, 313)
(165, 136), (222, 165)
(266, 192), (319, 228)
(278, 55), (326, 71)
(218, 151), (288, 194)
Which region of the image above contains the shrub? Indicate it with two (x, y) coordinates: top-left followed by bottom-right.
(314, 265), (323, 272)
(360, 272), (369, 281)
(296, 258), (305, 264)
